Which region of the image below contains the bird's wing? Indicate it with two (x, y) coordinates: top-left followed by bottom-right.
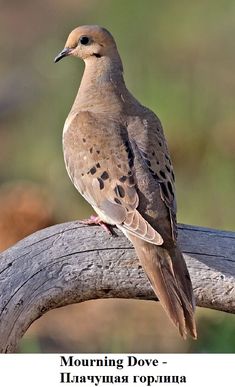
(127, 112), (177, 242)
(63, 111), (163, 245)
(126, 113), (196, 338)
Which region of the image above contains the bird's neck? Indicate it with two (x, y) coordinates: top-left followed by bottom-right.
(70, 55), (135, 115)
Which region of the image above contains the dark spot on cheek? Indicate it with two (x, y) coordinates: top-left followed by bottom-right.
(96, 163), (101, 168)
(117, 164), (121, 168)
(97, 178), (104, 190)
(152, 151), (155, 156)
(171, 171), (175, 181)
(89, 147), (93, 154)
(158, 141), (162, 147)
(145, 159), (151, 167)
(96, 150), (100, 154)
(100, 171), (109, 180)
(114, 198), (121, 205)
(119, 175), (127, 182)
(83, 138), (86, 143)
(114, 185), (125, 198)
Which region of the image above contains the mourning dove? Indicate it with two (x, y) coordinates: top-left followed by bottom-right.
(55, 25), (197, 339)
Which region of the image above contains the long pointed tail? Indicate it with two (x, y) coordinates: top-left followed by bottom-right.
(129, 235), (197, 339)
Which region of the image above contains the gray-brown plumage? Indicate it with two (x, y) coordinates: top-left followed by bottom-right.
(55, 25), (197, 339)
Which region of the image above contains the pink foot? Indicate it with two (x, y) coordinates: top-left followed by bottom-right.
(80, 215), (113, 235)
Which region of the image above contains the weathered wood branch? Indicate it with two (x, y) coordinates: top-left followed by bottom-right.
(0, 221), (234, 353)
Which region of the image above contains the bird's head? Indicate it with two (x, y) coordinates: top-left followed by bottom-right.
(54, 25), (117, 63)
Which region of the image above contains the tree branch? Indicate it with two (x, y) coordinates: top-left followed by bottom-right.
(0, 221), (234, 353)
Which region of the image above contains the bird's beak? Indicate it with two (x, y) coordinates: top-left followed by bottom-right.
(54, 47), (72, 63)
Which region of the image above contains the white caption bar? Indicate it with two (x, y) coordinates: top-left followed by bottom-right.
(0, 354), (234, 387)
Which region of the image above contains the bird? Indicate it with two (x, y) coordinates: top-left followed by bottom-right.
(54, 25), (197, 339)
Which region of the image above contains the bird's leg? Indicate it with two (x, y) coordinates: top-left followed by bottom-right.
(80, 215), (113, 235)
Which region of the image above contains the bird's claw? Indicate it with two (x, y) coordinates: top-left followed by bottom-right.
(80, 215), (113, 235)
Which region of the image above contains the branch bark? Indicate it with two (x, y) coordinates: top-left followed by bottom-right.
(0, 221), (234, 353)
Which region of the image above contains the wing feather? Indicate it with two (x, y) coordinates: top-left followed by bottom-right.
(127, 113), (177, 241)
(63, 111), (163, 245)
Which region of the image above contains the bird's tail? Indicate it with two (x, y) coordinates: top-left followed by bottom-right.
(129, 235), (197, 339)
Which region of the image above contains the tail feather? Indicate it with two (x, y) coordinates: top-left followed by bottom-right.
(128, 234), (197, 339)
(169, 247), (197, 338)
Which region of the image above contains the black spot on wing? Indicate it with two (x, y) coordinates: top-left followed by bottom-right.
(100, 171), (109, 180)
(114, 185), (125, 198)
(167, 181), (174, 196)
(97, 178), (104, 190)
(165, 154), (172, 165)
(159, 170), (166, 179)
(128, 158), (134, 168)
(141, 151), (148, 159)
(119, 175), (127, 182)
(160, 182), (169, 200)
(128, 175), (135, 185)
(89, 166), (96, 175)
(124, 140), (134, 169)
(166, 165), (171, 173)
(139, 148), (164, 172)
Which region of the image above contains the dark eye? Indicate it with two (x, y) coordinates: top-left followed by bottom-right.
(79, 36), (90, 45)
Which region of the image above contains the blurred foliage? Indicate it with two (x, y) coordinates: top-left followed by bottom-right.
(0, 182), (55, 251)
(0, 0), (234, 353)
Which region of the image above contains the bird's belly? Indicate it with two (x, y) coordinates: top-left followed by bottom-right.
(63, 143), (115, 225)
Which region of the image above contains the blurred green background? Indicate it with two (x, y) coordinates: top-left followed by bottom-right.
(0, 0), (234, 353)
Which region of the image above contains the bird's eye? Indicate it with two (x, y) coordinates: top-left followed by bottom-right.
(79, 36), (90, 45)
